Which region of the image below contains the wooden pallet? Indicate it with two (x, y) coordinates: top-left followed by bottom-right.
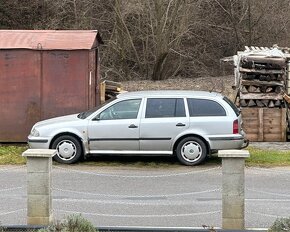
(241, 108), (287, 141)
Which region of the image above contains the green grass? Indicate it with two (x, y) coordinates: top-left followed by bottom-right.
(1, 144), (290, 167)
(246, 146), (290, 167)
(0, 145), (27, 164)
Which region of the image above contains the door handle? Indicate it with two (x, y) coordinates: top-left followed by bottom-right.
(128, 124), (138, 128)
(176, 123), (186, 127)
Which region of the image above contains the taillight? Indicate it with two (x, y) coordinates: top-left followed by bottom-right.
(233, 119), (239, 134)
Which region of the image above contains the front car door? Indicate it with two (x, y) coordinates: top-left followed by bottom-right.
(88, 98), (142, 153)
(139, 98), (189, 154)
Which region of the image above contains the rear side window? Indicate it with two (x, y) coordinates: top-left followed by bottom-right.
(187, 98), (226, 117)
(223, 97), (240, 116)
(145, 98), (185, 118)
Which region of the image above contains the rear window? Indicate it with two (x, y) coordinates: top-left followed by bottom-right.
(223, 97), (240, 116)
(187, 98), (226, 117)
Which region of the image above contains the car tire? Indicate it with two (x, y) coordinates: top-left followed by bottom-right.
(51, 135), (82, 164)
(176, 136), (207, 166)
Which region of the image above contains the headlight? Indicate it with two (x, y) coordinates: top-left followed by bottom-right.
(30, 128), (40, 137)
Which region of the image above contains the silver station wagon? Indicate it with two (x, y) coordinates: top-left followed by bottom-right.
(28, 90), (248, 165)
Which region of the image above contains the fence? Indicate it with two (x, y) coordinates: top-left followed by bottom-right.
(1, 158), (289, 230)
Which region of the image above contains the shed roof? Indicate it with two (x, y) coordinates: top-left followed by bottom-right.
(0, 30), (103, 50)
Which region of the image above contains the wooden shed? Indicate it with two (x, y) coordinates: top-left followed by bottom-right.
(0, 30), (103, 142)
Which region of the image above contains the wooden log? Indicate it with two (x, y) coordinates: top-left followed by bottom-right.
(239, 67), (284, 74)
(261, 99), (269, 107)
(240, 56), (286, 69)
(240, 92), (283, 100)
(242, 74), (256, 80)
(100, 81), (106, 103)
(268, 101), (275, 108)
(240, 99), (247, 107)
(105, 85), (122, 92)
(275, 86), (284, 94)
(283, 93), (290, 104)
(275, 100), (281, 107)
(260, 86), (273, 93)
(265, 75), (272, 81)
(254, 87), (261, 93)
(266, 87), (273, 93)
(241, 86), (248, 93)
(269, 74), (277, 81)
(259, 75), (267, 81)
(248, 99), (256, 107)
(256, 100), (264, 107)
(241, 80), (284, 87)
(277, 74), (284, 81)
(248, 85), (257, 93)
(104, 80), (122, 88)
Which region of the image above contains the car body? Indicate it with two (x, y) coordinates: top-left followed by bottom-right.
(28, 90), (248, 165)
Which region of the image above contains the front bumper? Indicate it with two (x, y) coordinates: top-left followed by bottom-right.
(27, 136), (50, 149)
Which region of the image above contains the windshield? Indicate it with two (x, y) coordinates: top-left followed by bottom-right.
(77, 98), (116, 119)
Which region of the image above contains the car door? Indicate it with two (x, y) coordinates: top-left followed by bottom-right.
(139, 98), (189, 153)
(88, 98), (142, 153)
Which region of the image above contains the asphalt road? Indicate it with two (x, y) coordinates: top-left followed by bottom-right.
(0, 164), (290, 229)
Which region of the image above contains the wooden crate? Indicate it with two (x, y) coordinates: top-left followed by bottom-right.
(241, 108), (287, 142)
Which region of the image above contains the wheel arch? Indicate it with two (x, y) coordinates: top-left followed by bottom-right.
(173, 134), (210, 155)
(49, 132), (86, 156)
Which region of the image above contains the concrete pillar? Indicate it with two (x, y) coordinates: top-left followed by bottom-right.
(218, 150), (250, 230)
(22, 149), (56, 225)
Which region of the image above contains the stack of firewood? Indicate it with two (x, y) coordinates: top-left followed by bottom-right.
(237, 55), (286, 108)
(100, 80), (124, 103)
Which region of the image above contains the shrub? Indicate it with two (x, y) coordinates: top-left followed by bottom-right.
(39, 214), (97, 232)
(269, 217), (290, 232)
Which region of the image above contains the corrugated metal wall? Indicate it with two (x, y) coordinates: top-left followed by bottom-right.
(0, 30), (102, 142)
(0, 50), (41, 141)
(0, 45), (101, 142)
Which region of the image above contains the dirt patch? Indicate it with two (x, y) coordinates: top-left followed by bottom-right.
(121, 75), (237, 100)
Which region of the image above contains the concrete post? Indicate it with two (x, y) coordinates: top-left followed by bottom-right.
(22, 149), (56, 225)
(218, 150), (250, 230)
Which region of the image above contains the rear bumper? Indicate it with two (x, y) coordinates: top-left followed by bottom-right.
(208, 135), (246, 150)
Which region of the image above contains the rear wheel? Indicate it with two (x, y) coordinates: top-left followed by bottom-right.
(51, 135), (82, 164)
(176, 136), (207, 166)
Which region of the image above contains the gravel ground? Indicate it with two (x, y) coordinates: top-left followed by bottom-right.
(122, 75), (237, 100)
(250, 142), (290, 150)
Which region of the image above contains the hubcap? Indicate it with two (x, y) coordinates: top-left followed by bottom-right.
(57, 140), (76, 160)
(181, 141), (202, 162)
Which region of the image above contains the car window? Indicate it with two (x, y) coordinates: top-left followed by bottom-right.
(98, 99), (141, 120)
(223, 96), (240, 116)
(78, 98), (115, 119)
(187, 98), (226, 117)
(145, 98), (185, 118)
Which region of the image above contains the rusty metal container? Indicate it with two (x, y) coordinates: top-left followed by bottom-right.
(0, 30), (102, 142)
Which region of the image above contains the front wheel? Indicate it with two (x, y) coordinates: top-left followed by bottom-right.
(51, 135), (83, 164)
(176, 137), (207, 166)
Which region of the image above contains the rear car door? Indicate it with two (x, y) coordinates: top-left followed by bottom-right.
(139, 98), (189, 153)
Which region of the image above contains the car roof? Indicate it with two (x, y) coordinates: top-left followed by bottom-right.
(117, 90), (223, 99)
